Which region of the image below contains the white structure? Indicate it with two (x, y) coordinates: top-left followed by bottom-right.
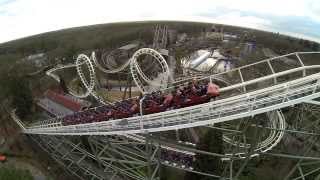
(11, 51), (320, 180)
(177, 33), (187, 43)
(22, 52), (320, 138)
(37, 98), (74, 117)
(223, 33), (238, 40)
(242, 42), (256, 54)
(182, 49), (228, 72)
(46, 48), (170, 104)
(23, 53), (47, 67)
(205, 25), (224, 40)
(118, 43), (139, 51)
(190, 51), (211, 68)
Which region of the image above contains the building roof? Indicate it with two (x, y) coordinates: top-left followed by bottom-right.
(45, 90), (85, 112)
(159, 49), (169, 56)
(118, 43), (139, 51)
(37, 98), (74, 117)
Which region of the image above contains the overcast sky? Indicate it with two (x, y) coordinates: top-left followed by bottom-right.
(0, 0), (319, 43)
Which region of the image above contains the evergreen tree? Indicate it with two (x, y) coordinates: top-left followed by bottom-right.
(185, 127), (224, 180)
(311, 42), (319, 51)
(7, 76), (33, 119)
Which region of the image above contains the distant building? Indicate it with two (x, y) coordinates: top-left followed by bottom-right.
(177, 33), (188, 43)
(190, 50), (211, 69)
(205, 25), (224, 41)
(118, 43), (140, 58)
(37, 90), (91, 117)
(37, 97), (74, 117)
(159, 49), (169, 57)
(118, 43), (139, 51)
(242, 42), (256, 55)
(223, 33), (238, 40)
(23, 53), (47, 67)
(106, 43), (140, 61)
(182, 49), (229, 72)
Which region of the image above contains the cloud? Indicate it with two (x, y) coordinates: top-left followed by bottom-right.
(0, 0), (15, 6)
(211, 13), (271, 29)
(0, 0), (319, 43)
(210, 0), (320, 19)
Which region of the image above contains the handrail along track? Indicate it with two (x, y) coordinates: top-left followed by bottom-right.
(23, 52), (320, 137)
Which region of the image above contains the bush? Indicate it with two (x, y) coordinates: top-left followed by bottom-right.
(0, 166), (33, 180)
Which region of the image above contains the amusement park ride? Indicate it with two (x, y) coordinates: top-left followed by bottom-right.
(11, 44), (320, 179)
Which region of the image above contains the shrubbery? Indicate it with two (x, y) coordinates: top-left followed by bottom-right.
(0, 166), (33, 180)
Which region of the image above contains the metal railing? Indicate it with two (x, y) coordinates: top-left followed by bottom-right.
(23, 52), (320, 135)
(25, 69), (320, 135)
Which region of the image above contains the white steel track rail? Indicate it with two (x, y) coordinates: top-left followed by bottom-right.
(74, 54), (96, 98)
(24, 64), (320, 135)
(19, 52), (320, 138)
(130, 48), (170, 93)
(30, 135), (123, 180)
(45, 55), (111, 105)
(124, 134), (196, 156)
(11, 51), (320, 180)
(161, 52), (320, 94)
(12, 50), (319, 180)
(46, 48), (170, 103)
(92, 51), (131, 74)
(222, 110), (286, 159)
(46, 63), (77, 82)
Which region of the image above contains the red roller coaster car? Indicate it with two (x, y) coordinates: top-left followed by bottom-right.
(62, 81), (220, 126)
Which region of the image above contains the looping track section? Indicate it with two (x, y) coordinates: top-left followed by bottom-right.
(130, 48), (170, 93)
(26, 65), (320, 135)
(24, 52), (320, 159)
(46, 48), (170, 103)
(12, 51), (320, 166)
(73, 54), (96, 98)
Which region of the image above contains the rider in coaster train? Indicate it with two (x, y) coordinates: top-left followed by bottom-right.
(207, 81), (220, 101)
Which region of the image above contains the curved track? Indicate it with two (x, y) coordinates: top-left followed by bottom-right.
(12, 49), (320, 180)
(223, 110), (286, 159)
(46, 56), (111, 105)
(93, 51), (131, 74)
(13, 51), (320, 162)
(22, 52), (320, 136)
(130, 48), (170, 93)
(26, 72), (320, 134)
(93, 48), (170, 93)
(47, 48), (170, 105)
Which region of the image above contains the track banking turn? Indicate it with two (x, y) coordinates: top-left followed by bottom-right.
(19, 50), (320, 137)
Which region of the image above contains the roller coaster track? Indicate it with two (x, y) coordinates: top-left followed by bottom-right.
(11, 51), (320, 180)
(222, 110), (286, 159)
(21, 52), (320, 138)
(26, 65), (53, 77)
(11, 51), (320, 165)
(46, 55), (110, 105)
(93, 48), (170, 92)
(113, 109), (285, 160)
(47, 48), (170, 106)
(124, 134), (196, 156)
(93, 51), (131, 74)
(130, 48), (170, 92)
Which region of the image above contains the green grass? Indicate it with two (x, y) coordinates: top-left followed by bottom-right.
(0, 166), (33, 180)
